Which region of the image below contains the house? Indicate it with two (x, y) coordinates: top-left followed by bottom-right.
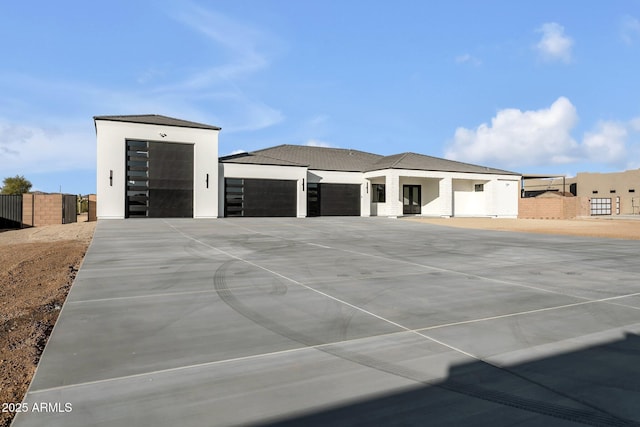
(524, 170), (640, 216)
(95, 114), (521, 219)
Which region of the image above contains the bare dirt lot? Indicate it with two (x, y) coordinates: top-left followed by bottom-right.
(0, 217), (95, 427)
(406, 216), (640, 240)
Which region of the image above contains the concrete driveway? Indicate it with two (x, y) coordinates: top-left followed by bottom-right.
(13, 217), (640, 426)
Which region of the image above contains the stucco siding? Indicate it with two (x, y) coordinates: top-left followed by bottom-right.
(96, 120), (219, 219)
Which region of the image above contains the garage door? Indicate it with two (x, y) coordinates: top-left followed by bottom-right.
(225, 178), (297, 217)
(590, 198), (612, 216)
(307, 183), (361, 216)
(126, 140), (194, 218)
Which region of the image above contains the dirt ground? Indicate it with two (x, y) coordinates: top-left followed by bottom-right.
(406, 216), (640, 240)
(0, 215), (95, 427)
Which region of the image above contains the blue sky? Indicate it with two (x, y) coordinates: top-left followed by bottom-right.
(1, 1), (639, 195)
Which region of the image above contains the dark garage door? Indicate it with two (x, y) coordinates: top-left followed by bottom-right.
(308, 183), (361, 216)
(225, 178), (297, 217)
(126, 140), (194, 218)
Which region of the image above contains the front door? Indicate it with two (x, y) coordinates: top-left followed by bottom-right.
(403, 185), (421, 215)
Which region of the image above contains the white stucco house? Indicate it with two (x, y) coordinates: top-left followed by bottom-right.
(95, 114), (520, 219)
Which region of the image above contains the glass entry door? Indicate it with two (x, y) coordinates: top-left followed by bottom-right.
(403, 185), (421, 215)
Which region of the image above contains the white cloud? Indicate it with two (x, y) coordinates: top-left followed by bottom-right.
(455, 53), (481, 66)
(169, 4), (275, 88)
(446, 99), (640, 171)
(446, 97), (579, 168)
(306, 139), (334, 148)
(226, 149), (247, 155)
(137, 3), (285, 132)
(621, 15), (640, 45)
(0, 119), (95, 176)
(583, 121), (628, 165)
(307, 115), (329, 127)
(535, 22), (574, 63)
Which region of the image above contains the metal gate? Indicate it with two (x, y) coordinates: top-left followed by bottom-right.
(0, 195), (23, 228)
(590, 198), (611, 216)
(62, 194), (77, 224)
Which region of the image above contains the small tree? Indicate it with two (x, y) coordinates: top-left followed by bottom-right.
(1, 175), (32, 195)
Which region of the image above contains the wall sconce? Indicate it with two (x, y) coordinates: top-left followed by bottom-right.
(302, 178), (305, 191)
(109, 170), (113, 187)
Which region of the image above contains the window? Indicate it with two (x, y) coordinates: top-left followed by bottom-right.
(474, 184), (484, 192)
(610, 190), (616, 194)
(630, 189), (635, 193)
(592, 190), (598, 194)
(372, 183), (386, 203)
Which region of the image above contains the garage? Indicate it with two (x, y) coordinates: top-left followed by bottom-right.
(126, 140), (194, 218)
(307, 183), (361, 216)
(96, 114), (220, 219)
(225, 178), (297, 217)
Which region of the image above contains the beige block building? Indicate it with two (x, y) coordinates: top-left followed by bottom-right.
(522, 169), (640, 216)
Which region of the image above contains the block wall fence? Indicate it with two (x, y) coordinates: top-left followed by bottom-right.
(518, 196), (590, 219)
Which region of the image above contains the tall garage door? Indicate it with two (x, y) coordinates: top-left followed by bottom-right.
(307, 183), (361, 216)
(126, 140), (194, 218)
(225, 178), (297, 217)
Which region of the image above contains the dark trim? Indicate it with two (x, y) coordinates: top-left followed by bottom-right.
(94, 115), (221, 130)
(403, 185), (422, 215)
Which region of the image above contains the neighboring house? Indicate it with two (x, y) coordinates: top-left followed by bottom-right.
(95, 114), (521, 219)
(524, 170), (640, 215)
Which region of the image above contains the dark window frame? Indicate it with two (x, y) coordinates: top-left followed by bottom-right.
(372, 183), (386, 203)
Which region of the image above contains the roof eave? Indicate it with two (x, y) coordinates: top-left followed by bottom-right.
(93, 115), (221, 131)
(365, 166), (520, 175)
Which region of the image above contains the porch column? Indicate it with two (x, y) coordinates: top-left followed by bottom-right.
(439, 176), (453, 217)
(386, 171), (401, 218)
(361, 179), (371, 217)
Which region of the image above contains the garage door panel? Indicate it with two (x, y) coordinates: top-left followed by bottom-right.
(126, 140), (193, 218)
(148, 142), (193, 218)
(318, 183), (361, 216)
(244, 179), (296, 217)
(149, 143), (194, 188)
(225, 178), (296, 217)
(149, 189), (193, 218)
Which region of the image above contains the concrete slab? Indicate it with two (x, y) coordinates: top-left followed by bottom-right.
(312, 272), (584, 330)
(13, 217), (640, 426)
